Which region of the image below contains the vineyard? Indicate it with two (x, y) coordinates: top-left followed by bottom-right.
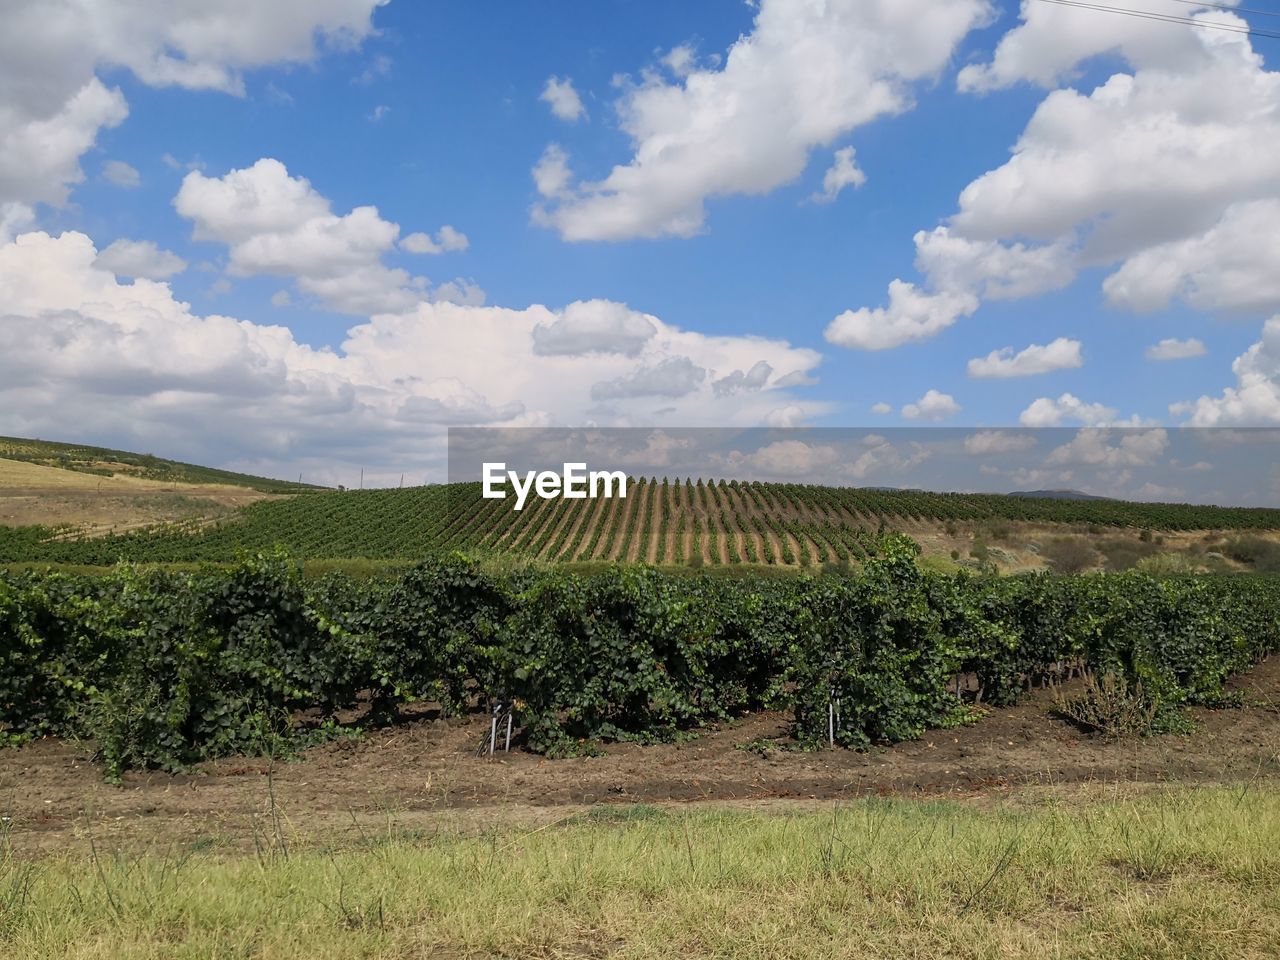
(3, 538), (1277, 777)
(4, 477), (1280, 567)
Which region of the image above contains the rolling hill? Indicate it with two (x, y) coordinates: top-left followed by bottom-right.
(3, 474), (1280, 571)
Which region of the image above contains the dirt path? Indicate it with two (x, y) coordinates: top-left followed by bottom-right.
(4, 657), (1277, 853)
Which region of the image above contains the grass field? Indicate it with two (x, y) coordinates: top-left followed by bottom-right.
(4, 786), (1278, 959)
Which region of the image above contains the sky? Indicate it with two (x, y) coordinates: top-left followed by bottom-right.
(4, 0), (1280, 496)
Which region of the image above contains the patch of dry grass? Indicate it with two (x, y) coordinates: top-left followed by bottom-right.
(3, 785), (1278, 958)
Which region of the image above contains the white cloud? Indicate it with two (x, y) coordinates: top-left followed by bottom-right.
(957, 0), (1235, 93)
(967, 337), (1082, 378)
(824, 280), (977, 350)
(1146, 337), (1206, 361)
(0, 1), (384, 208)
(912, 227), (1076, 301)
(661, 45), (700, 79)
(102, 160), (140, 188)
(1018, 393), (1124, 427)
(175, 158), (441, 314)
(1046, 428), (1169, 468)
(532, 144), (573, 200)
(367, 104), (390, 122)
(401, 225), (469, 255)
(534, 0), (992, 241)
(1175, 316), (1280, 425)
(811, 147), (865, 203)
(271, 289), (291, 307)
(531, 300), (658, 357)
(0, 229), (824, 482)
(0, 203), (36, 245)
(901, 389), (960, 421)
(540, 76), (585, 122)
(963, 430), (1037, 455)
(93, 239), (186, 279)
(848, 435), (931, 479)
(430, 279), (486, 307)
(730, 440), (841, 478)
(1103, 200), (1280, 314)
(871, 401), (892, 415)
(839, 12), (1280, 349)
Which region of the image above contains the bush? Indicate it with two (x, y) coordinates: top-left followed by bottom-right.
(1042, 537), (1097, 574)
(1053, 671), (1160, 738)
(2, 545), (1278, 775)
(1224, 535), (1280, 572)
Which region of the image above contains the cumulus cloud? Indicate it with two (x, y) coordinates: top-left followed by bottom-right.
(1103, 200), (1280, 314)
(1147, 337), (1206, 361)
(871, 401), (892, 415)
(534, 0), (992, 241)
(531, 300), (658, 357)
(175, 158), (442, 314)
(901, 389), (960, 421)
(0, 229), (824, 482)
(848, 435), (931, 480)
(101, 160), (140, 188)
(811, 147), (865, 203)
(824, 280), (977, 350)
(1175, 317), (1280, 425)
(1018, 393), (1136, 427)
(591, 356), (707, 401)
(967, 337), (1083, 378)
(532, 144), (573, 199)
(963, 430), (1038, 455)
(540, 76), (585, 122)
(0, 1), (384, 208)
(712, 361), (773, 397)
(93, 239), (187, 279)
(1046, 428), (1169, 468)
(835, 11), (1280, 349)
(730, 440), (841, 478)
(401, 225), (469, 255)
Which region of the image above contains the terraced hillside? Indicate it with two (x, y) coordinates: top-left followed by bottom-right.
(4, 477), (1280, 569)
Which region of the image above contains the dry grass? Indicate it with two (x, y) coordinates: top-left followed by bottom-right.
(0, 458), (278, 532)
(3, 785), (1278, 958)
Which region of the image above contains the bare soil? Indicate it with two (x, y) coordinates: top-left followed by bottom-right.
(0, 458), (279, 533)
(4, 657), (1277, 854)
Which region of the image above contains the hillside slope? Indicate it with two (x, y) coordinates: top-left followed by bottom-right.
(0, 436), (323, 494)
(4, 477), (1279, 570)
(0, 435), (322, 537)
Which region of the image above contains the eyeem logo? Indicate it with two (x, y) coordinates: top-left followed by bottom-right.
(482, 462), (627, 511)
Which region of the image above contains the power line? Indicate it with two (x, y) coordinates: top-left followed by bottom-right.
(1157, 0), (1280, 21)
(1033, 0), (1280, 40)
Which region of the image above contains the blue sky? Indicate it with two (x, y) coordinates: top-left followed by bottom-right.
(3, 0), (1280, 493)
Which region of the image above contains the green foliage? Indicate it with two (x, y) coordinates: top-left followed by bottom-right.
(7, 478), (1280, 569)
(2, 543), (1278, 776)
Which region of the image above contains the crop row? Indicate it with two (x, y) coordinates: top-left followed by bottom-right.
(3, 477), (1280, 567)
(3, 535), (1277, 777)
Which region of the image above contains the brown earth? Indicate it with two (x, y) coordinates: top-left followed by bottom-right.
(4, 656), (1277, 855)
(0, 458), (280, 534)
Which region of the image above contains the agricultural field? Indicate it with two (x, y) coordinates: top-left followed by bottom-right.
(4, 441), (1280, 958)
(6, 466), (1280, 573)
(2, 546), (1280, 957)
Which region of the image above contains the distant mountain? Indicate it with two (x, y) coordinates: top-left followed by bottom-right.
(1008, 489), (1110, 501)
